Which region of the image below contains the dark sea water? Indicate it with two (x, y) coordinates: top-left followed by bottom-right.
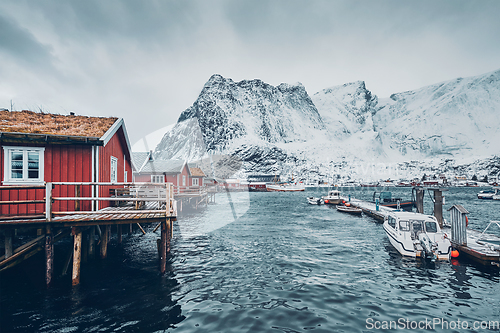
(1, 187), (499, 332)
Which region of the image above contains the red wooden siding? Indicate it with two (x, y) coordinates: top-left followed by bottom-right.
(0, 144), (93, 216)
(98, 127), (132, 209)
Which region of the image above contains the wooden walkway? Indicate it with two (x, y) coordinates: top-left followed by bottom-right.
(342, 195), (500, 266)
(0, 182), (177, 286)
(0, 204), (173, 227)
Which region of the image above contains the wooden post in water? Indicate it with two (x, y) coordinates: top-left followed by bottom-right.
(128, 223), (132, 235)
(117, 224), (122, 244)
(45, 225), (54, 287)
(100, 225), (109, 259)
(166, 219), (172, 253)
(72, 227), (82, 286)
(415, 188), (424, 214)
(434, 189), (444, 228)
(4, 229), (13, 259)
(159, 221), (167, 274)
(89, 226), (95, 258)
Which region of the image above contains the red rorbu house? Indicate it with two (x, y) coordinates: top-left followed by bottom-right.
(132, 152), (192, 192)
(0, 110), (133, 216)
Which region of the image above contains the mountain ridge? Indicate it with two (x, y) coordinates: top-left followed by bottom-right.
(154, 69), (500, 181)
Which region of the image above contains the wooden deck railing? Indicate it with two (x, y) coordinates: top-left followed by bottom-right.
(0, 182), (177, 222)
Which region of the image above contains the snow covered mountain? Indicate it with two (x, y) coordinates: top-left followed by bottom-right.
(373, 70), (500, 159)
(154, 74), (326, 171)
(154, 69), (500, 181)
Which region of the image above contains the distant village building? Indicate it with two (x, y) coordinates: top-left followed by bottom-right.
(0, 110), (133, 214)
(132, 152), (208, 193)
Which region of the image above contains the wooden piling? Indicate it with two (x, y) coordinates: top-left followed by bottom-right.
(72, 227), (82, 286)
(128, 223), (132, 235)
(117, 224), (122, 244)
(415, 188), (424, 214)
(89, 226), (95, 258)
(159, 221), (167, 274)
(4, 229), (13, 259)
(82, 229), (88, 263)
(100, 225), (109, 259)
(434, 189), (444, 228)
(45, 225), (54, 287)
(166, 219), (172, 253)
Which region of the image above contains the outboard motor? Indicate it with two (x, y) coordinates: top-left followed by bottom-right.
(419, 233), (438, 261)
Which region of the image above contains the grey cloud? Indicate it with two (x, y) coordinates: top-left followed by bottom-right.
(0, 13), (54, 69)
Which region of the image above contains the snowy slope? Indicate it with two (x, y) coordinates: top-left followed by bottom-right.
(373, 69), (500, 160)
(155, 70), (500, 181)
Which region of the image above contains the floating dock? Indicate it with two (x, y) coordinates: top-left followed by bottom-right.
(341, 190), (500, 267)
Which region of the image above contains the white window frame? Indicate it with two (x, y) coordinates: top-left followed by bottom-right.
(151, 175), (164, 183)
(182, 175), (186, 186)
(110, 156), (118, 183)
(192, 177), (199, 186)
(3, 146), (45, 185)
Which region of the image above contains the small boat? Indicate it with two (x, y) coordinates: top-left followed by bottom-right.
(266, 182), (305, 192)
(307, 197), (323, 205)
(336, 205), (362, 215)
(477, 188), (499, 199)
(383, 211), (451, 260)
(322, 190), (342, 205)
(373, 190), (415, 211)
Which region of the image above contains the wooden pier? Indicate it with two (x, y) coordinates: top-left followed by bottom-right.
(342, 189), (500, 266)
(0, 182), (177, 286)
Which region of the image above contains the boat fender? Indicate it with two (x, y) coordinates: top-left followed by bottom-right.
(345, 203), (351, 207)
(451, 249), (459, 258)
(465, 215), (469, 227)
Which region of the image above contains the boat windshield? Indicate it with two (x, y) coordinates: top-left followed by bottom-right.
(425, 221), (438, 233)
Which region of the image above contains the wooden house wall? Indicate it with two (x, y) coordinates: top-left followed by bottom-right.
(0, 143), (93, 216)
(98, 127), (132, 209)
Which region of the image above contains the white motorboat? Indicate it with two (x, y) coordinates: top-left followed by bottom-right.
(307, 197), (323, 205)
(322, 190), (342, 205)
(266, 183), (305, 192)
(383, 211), (451, 260)
(477, 188), (499, 199)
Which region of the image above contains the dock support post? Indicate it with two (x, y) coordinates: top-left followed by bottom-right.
(100, 225), (109, 259)
(434, 189), (444, 228)
(128, 223), (132, 235)
(4, 229), (13, 259)
(416, 188), (424, 214)
(89, 226), (95, 258)
(45, 225), (54, 287)
(159, 221), (167, 274)
(166, 219), (172, 253)
(72, 227), (82, 286)
(117, 225), (122, 244)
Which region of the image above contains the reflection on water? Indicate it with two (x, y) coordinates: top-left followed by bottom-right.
(0, 187), (499, 332)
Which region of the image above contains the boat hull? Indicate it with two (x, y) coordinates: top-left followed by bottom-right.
(266, 184), (305, 192)
(336, 206), (362, 215)
(323, 198), (342, 205)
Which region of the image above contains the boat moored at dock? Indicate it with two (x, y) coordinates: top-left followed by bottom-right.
(373, 190), (415, 211)
(307, 197), (323, 205)
(266, 182), (305, 192)
(477, 188), (499, 199)
(322, 190), (342, 205)
(383, 211), (451, 260)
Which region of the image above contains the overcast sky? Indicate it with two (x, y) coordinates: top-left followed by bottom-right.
(1, 0), (499, 148)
